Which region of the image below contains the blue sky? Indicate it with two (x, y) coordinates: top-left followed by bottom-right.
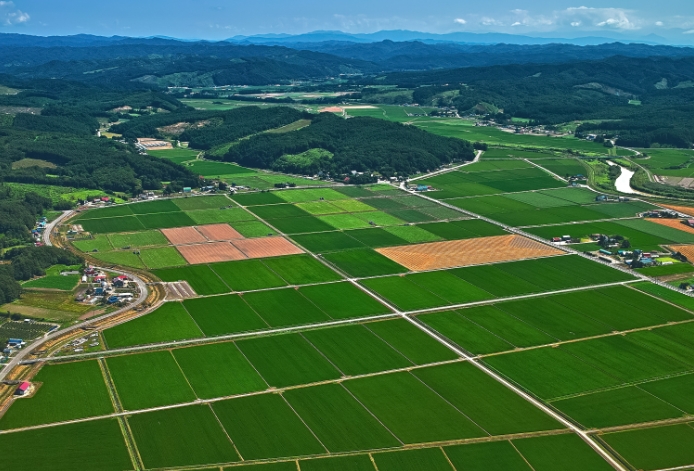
(1, 0), (694, 42)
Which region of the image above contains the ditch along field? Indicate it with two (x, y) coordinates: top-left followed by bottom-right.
(14, 166), (694, 470)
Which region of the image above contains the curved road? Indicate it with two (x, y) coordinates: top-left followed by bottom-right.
(0, 214), (151, 383)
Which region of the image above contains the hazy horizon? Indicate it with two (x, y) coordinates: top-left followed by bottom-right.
(1, 1), (693, 45)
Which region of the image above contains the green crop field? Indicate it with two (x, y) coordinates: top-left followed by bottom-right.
(513, 433), (614, 471)
(354, 211), (405, 227)
(383, 225), (443, 243)
(140, 246), (187, 269)
(343, 227), (409, 247)
(292, 231), (366, 252)
(154, 265), (230, 295)
(76, 205), (134, 220)
(344, 372), (485, 443)
(212, 394), (325, 460)
(304, 324), (412, 375)
(602, 423), (694, 471)
(0, 419), (133, 471)
(148, 147), (198, 161)
(299, 282), (392, 319)
(91, 250), (145, 268)
(417, 219), (507, 240)
(172, 342), (268, 399)
(365, 319), (459, 364)
(407, 271), (496, 305)
(300, 455), (376, 471)
(138, 211), (196, 229)
(374, 448), (453, 471)
(319, 213), (373, 230)
(331, 199), (377, 212)
(361, 276), (449, 311)
(103, 302), (203, 348)
(185, 208), (256, 224)
(129, 199), (180, 215)
(551, 386), (683, 428)
(296, 201), (344, 215)
(250, 203), (309, 219)
(79, 215), (145, 234)
(211, 259), (287, 291)
(107, 230), (168, 248)
(231, 191), (286, 206)
(323, 248), (408, 277)
(128, 405), (240, 468)
(0, 360), (113, 430)
(444, 440), (533, 471)
(237, 334), (341, 387)
(107, 350), (196, 410)
(275, 188), (347, 203)
(23, 275), (79, 290)
(72, 234), (113, 252)
(267, 215), (335, 234)
(173, 195), (234, 210)
(261, 254), (342, 285)
(186, 160), (255, 177)
(183, 295), (268, 336)
(284, 384), (401, 452)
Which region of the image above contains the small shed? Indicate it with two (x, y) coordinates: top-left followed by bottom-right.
(15, 382), (30, 396)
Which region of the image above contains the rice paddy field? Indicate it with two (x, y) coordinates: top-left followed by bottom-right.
(12, 162), (694, 470)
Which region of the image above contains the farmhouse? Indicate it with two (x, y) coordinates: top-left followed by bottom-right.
(15, 382), (31, 396)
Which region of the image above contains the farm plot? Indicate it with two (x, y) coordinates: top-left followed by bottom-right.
(242, 288), (332, 327)
(196, 223), (244, 241)
(79, 215), (145, 234)
(261, 254), (341, 285)
(140, 246), (188, 268)
(172, 195), (233, 211)
(531, 158), (587, 178)
(373, 448), (453, 471)
(128, 405), (240, 469)
(183, 295), (268, 336)
(275, 188), (347, 203)
(283, 384), (401, 453)
(365, 319), (459, 364)
(0, 419), (133, 471)
(299, 282), (393, 319)
(211, 259), (286, 291)
(91, 250), (145, 268)
(601, 422), (694, 471)
(323, 248), (408, 277)
(154, 265), (229, 295)
(232, 220), (276, 238)
(107, 230), (167, 248)
(541, 187), (600, 204)
(292, 231), (366, 252)
(161, 226), (207, 245)
(376, 235), (564, 271)
(185, 208), (257, 225)
(0, 360), (113, 430)
(383, 225), (443, 243)
(416, 219), (507, 240)
(231, 191), (286, 206)
(23, 275), (79, 291)
(266, 215), (336, 234)
(103, 302), (203, 349)
(342, 228), (409, 248)
(172, 342), (267, 399)
(212, 394), (325, 460)
(129, 199), (180, 215)
(300, 455), (376, 471)
(72, 234), (113, 252)
(106, 350), (197, 410)
(176, 242), (246, 264)
(344, 372), (486, 443)
(232, 236), (303, 258)
(76, 204), (134, 220)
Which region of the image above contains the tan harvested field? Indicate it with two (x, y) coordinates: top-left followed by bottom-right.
(646, 218), (694, 235)
(668, 245), (694, 261)
(161, 227), (207, 245)
(233, 236), (304, 259)
(376, 235), (564, 271)
(177, 242), (247, 264)
(660, 204), (694, 217)
(196, 224), (244, 241)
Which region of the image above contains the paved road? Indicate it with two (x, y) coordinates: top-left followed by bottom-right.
(42, 210), (74, 246)
(408, 150), (482, 182)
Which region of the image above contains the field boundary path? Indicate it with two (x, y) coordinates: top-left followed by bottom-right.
(408, 150), (482, 182)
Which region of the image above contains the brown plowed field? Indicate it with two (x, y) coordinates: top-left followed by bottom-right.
(177, 242), (247, 264)
(376, 234), (564, 271)
(668, 245), (694, 262)
(196, 224), (244, 241)
(646, 218), (694, 235)
(161, 226), (207, 245)
(233, 237), (304, 259)
(660, 204), (694, 217)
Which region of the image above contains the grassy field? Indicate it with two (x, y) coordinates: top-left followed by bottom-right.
(107, 350), (197, 410)
(0, 360), (113, 430)
(185, 160), (256, 178)
(103, 302), (203, 348)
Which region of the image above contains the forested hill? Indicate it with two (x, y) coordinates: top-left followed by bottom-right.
(0, 79), (199, 194)
(111, 106), (307, 150)
(221, 113), (475, 177)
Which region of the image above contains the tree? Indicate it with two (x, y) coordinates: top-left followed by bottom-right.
(621, 239), (631, 249)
